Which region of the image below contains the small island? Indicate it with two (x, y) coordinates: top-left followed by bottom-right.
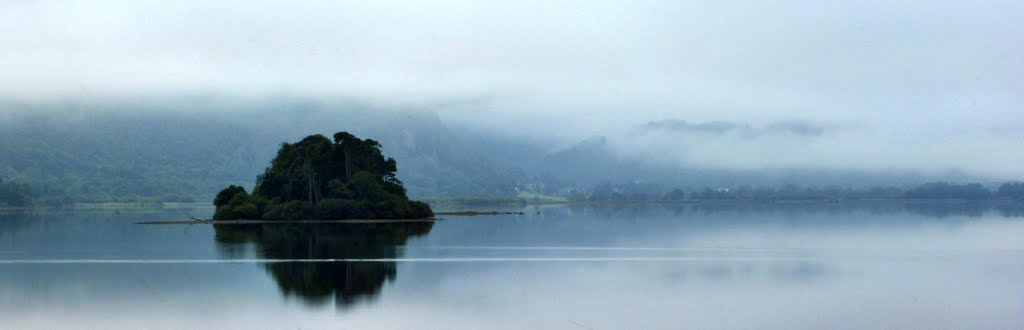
(212, 131), (433, 221)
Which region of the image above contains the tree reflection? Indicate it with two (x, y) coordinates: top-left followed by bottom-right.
(213, 222), (433, 308)
(0, 211), (32, 237)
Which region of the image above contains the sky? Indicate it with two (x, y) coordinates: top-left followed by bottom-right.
(2, 0), (1022, 178)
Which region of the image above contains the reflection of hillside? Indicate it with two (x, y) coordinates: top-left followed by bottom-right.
(996, 203), (1024, 218)
(214, 222), (433, 308)
(0, 211), (32, 237)
(900, 202), (986, 218)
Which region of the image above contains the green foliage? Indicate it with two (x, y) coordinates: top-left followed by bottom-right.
(262, 200), (314, 221)
(214, 185), (247, 208)
(314, 199), (357, 219)
(0, 177), (34, 207)
(408, 201), (434, 218)
(212, 186), (259, 220)
(1, 109), (521, 205)
(0, 112), (266, 204)
(215, 131), (434, 220)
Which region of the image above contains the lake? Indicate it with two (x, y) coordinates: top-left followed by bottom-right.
(1, 203), (1023, 329)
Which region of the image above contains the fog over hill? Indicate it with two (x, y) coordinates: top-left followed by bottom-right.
(0, 100), (998, 203)
(3, 1), (1022, 203)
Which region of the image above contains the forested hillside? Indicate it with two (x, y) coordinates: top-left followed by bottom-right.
(0, 104), (521, 204)
(1, 111), (266, 203)
(0, 102), (1006, 205)
(0, 177), (33, 207)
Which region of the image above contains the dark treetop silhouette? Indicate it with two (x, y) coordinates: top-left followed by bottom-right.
(213, 132), (433, 220)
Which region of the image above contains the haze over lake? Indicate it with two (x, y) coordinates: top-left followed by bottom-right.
(2, 203), (1022, 329)
(3, 1), (1022, 328)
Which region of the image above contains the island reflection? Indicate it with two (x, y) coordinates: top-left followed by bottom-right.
(213, 222), (433, 308)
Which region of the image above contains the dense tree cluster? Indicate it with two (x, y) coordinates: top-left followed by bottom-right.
(566, 181), (1024, 203)
(213, 132), (434, 220)
(997, 182), (1024, 200)
(662, 188), (687, 201)
(583, 181), (665, 201)
(904, 182), (991, 200)
(0, 177), (33, 207)
(684, 185), (905, 201)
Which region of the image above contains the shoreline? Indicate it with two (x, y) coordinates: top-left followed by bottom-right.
(422, 198), (1023, 207)
(6, 198), (1021, 213)
(435, 211), (525, 216)
(137, 218), (439, 225)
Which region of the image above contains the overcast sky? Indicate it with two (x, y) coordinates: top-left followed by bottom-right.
(2, 1), (1022, 178)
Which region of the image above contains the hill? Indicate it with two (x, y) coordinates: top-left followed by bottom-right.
(0, 102), (520, 203)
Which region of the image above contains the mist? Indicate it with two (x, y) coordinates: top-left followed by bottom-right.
(5, 3), (1024, 328)
(2, 0), (1022, 179)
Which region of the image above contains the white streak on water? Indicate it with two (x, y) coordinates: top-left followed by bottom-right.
(403, 245), (1024, 252)
(402, 246), (1024, 257)
(1, 255), (1021, 264)
(0, 257), (819, 264)
(409, 246), (767, 251)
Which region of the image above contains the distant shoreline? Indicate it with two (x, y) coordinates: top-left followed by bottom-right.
(422, 197), (1023, 206)
(5, 198), (1022, 213)
(137, 218), (438, 225)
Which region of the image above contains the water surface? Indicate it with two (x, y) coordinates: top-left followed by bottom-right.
(1, 203), (1022, 329)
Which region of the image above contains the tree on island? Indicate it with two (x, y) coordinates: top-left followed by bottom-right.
(213, 132), (433, 220)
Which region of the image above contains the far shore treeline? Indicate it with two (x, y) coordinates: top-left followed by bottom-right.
(212, 132), (434, 220)
(611, 181), (1024, 202)
(0, 177), (33, 207)
(4, 176), (1024, 210)
(4, 110), (1024, 207)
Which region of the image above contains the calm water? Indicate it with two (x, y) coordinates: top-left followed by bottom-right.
(1, 203), (1023, 329)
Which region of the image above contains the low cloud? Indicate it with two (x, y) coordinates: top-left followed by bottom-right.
(606, 120), (1023, 179)
(2, 0), (1021, 178)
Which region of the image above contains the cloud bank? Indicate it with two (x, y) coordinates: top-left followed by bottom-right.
(2, 0), (1021, 178)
